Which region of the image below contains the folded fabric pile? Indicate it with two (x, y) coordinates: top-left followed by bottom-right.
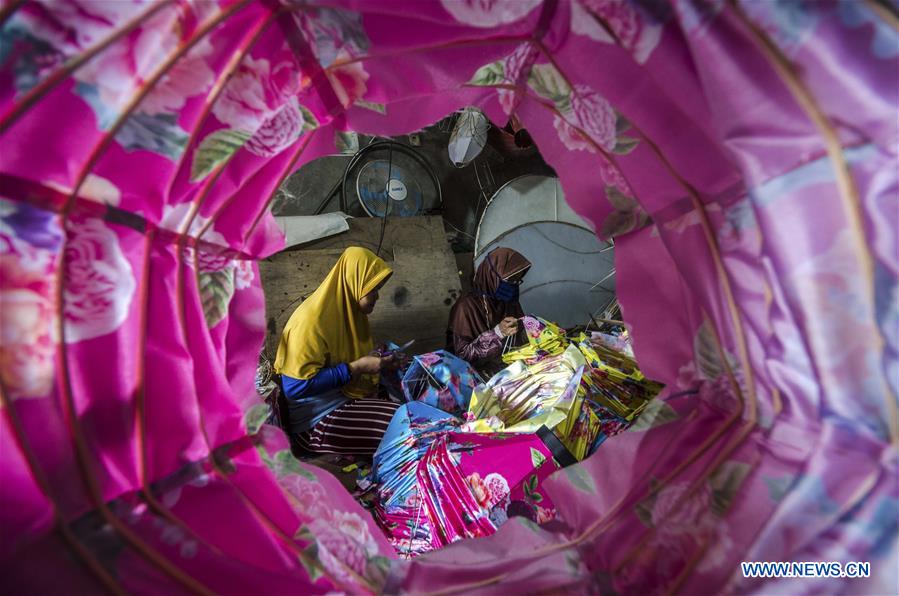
(366, 403), (558, 558)
(573, 334), (664, 449)
(366, 402), (461, 557)
(414, 431), (558, 554)
(365, 321), (663, 557)
(466, 319), (664, 461)
(465, 344), (602, 461)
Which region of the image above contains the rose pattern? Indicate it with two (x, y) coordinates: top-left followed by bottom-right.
(598, 153), (633, 196)
(789, 231), (888, 420)
(483, 473), (511, 508)
(213, 53), (303, 133)
(163, 202), (258, 327)
(676, 361), (700, 391)
(534, 505), (556, 524)
(160, 203), (242, 274)
(522, 316), (544, 336)
(0, 201), (62, 399)
(234, 261), (255, 291)
(651, 482), (714, 534)
(194, 49), (318, 168)
(440, 0), (542, 28)
(571, 0), (665, 64)
(466, 472), (491, 507)
(554, 85), (618, 153)
(465, 472), (510, 509)
(623, 475), (742, 590)
(63, 217), (137, 343)
(84, 10), (215, 139)
(214, 56), (283, 132)
(326, 50), (370, 108)
(0, 256), (58, 399)
(307, 511), (381, 584)
(498, 43), (540, 114)
(244, 97), (307, 157)
(140, 38), (216, 117)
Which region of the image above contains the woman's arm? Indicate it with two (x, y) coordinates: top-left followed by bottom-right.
(282, 354), (388, 400)
(454, 326), (504, 362)
(281, 364), (351, 400)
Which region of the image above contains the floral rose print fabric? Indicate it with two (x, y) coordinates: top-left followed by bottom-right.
(0, 1), (895, 594)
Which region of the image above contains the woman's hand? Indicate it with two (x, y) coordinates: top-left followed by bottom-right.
(498, 317), (519, 337)
(380, 354), (401, 371)
(349, 355), (383, 376)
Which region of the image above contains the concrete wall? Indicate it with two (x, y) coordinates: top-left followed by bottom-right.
(259, 216), (462, 358)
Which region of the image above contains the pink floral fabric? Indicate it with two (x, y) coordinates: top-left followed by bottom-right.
(0, 1), (896, 594)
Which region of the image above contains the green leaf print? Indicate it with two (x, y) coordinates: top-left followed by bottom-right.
(694, 319), (739, 381)
(243, 402), (270, 435)
(199, 267), (235, 328)
(335, 130), (359, 154)
(296, 533), (324, 582)
(709, 460), (751, 517)
(353, 99), (387, 114)
(635, 498), (654, 527)
(530, 447), (547, 469)
(190, 128), (251, 183)
(628, 399), (679, 432)
(527, 62), (571, 105)
(366, 555), (392, 584)
(469, 60), (506, 87)
(612, 135), (640, 155)
(764, 475), (794, 503)
(634, 479), (660, 527)
(605, 185), (637, 211)
(599, 209), (639, 239)
(516, 516), (544, 535)
(273, 449), (317, 480)
(563, 465), (597, 494)
(565, 552), (582, 575)
(299, 104), (320, 131)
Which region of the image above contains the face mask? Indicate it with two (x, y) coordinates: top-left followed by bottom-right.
(487, 256), (521, 302)
(493, 279), (518, 302)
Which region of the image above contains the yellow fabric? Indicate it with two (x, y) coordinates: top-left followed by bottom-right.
(274, 247), (392, 398)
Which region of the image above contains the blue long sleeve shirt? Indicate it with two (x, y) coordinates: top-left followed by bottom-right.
(281, 364), (352, 434)
(281, 363), (352, 399)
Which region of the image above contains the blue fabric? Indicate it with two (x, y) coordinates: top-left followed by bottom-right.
(493, 280), (519, 302)
(370, 402), (458, 508)
(486, 254), (521, 302)
(282, 364), (351, 399)
(281, 364), (352, 434)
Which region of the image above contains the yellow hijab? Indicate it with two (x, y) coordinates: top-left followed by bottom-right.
(274, 246), (393, 398)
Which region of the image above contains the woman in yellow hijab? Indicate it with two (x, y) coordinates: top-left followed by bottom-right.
(275, 246), (400, 456)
